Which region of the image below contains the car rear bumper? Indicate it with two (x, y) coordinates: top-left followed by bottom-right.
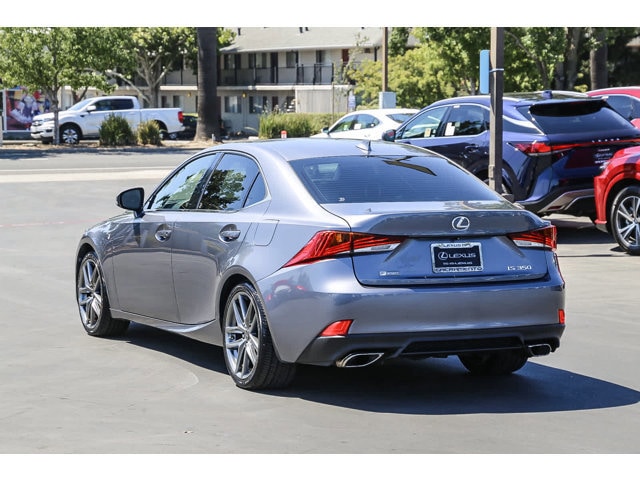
(296, 323), (565, 367)
(519, 187), (595, 217)
(259, 259), (565, 364)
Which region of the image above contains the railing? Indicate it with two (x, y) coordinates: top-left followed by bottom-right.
(219, 64), (349, 86)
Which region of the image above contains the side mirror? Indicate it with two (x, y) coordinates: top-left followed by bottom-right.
(117, 187), (145, 217)
(86, 105), (96, 113)
(321, 127), (329, 134)
(381, 129), (396, 142)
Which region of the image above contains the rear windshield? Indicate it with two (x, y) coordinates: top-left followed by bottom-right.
(386, 112), (416, 123)
(290, 155), (500, 204)
(516, 100), (633, 134)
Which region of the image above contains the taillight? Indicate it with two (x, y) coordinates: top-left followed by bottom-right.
(178, 111), (184, 123)
(510, 141), (576, 156)
(508, 225), (557, 250)
(283, 231), (403, 267)
(511, 138), (640, 156)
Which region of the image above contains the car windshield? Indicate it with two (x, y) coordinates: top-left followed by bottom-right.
(291, 155), (500, 204)
(66, 98), (96, 112)
(516, 100), (634, 134)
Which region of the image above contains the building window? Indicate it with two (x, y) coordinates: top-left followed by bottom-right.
(286, 51), (298, 68)
(248, 53), (267, 68)
(285, 96), (295, 112)
(224, 95), (242, 114)
(315, 50), (325, 64)
(249, 96), (268, 114)
(224, 54), (241, 70)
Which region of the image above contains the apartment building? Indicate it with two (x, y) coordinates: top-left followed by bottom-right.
(149, 27), (398, 134)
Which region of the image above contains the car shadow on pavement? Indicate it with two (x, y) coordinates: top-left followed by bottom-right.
(122, 324), (639, 415)
(287, 359), (640, 415)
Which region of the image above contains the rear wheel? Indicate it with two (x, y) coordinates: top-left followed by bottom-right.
(222, 282), (296, 390)
(76, 251), (129, 336)
(459, 349), (528, 375)
(610, 185), (640, 255)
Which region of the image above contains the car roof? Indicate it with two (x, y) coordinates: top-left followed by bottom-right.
(588, 87), (640, 98)
(342, 108), (418, 115)
(200, 137), (436, 162)
(426, 90), (590, 109)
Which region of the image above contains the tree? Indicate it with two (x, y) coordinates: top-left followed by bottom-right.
(0, 27), (131, 144)
(195, 27), (220, 142)
(122, 27), (195, 108)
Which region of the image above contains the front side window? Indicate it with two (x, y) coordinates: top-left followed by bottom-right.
(442, 105), (489, 137)
(148, 154), (217, 210)
(330, 114), (357, 133)
(398, 106), (448, 139)
(198, 153), (262, 211)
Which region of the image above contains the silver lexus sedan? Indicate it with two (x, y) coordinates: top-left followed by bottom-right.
(75, 138), (566, 390)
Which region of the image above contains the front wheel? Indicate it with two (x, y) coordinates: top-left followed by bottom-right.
(610, 185), (640, 255)
(459, 349), (528, 375)
(60, 124), (81, 144)
(222, 282), (296, 390)
(76, 251), (129, 336)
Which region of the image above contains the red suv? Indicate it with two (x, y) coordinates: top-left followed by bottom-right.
(594, 146), (640, 255)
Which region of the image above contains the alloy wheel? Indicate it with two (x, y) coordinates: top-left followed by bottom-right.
(77, 256), (103, 329)
(224, 289), (261, 381)
(613, 189), (640, 253)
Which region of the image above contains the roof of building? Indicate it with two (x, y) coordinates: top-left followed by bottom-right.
(220, 27), (411, 53)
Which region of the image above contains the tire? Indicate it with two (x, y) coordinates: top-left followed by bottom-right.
(610, 185), (640, 255)
(458, 349), (528, 375)
(76, 251), (129, 337)
(60, 124), (80, 144)
(222, 282), (296, 390)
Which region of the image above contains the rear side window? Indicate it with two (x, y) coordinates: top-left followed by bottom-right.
(604, 95), (640, 121)
(517, 100), (634, 134)
(198, 153), (262, 211)
(291, 155), (499, 204)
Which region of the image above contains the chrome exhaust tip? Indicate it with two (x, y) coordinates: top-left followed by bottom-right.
(336, 352), (384, 368)
(528, 343), (552, 357)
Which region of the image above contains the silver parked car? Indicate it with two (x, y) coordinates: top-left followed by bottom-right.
(75, 138), (566, 390)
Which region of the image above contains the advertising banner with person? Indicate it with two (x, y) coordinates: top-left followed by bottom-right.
(2, 87), (51, 131)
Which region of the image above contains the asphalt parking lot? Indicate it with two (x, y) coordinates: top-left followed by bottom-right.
(0, 147), (637, 476)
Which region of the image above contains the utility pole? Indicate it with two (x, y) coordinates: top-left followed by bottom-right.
(379, 27), (396, 108)
(489, 27), (505, 196)
(382, 27), (388, 92)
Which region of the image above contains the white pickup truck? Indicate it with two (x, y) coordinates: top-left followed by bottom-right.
(30, 95), (185, 144)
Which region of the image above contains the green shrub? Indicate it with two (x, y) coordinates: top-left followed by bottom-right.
(137, 120), (162, 146)
(258, 112), (344, 139)
(99, 114), (137, 146)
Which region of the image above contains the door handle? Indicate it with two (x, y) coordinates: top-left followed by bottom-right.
(220, 225), (241, 242)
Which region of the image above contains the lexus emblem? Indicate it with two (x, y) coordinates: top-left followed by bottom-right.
(452, 216), (471, 231)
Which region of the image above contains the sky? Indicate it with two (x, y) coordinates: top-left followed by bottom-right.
(5, 1), (634, 27)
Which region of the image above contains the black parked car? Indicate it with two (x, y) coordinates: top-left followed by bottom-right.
(382, 91), (640, 219)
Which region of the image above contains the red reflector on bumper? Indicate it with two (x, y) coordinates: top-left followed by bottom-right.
(320, 320), (353, 337)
